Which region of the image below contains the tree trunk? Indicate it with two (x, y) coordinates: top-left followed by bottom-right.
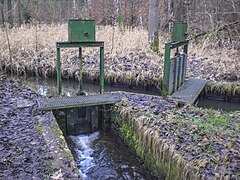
(115, 0), (123, 28)
(7, 0), (13, 27)
(174, 0), (187, 22)
(0, 0), (4, 26)
(168, 0), (173, 32)
(57, 0), (62, 22)
(15, 0), (22, 26)
(148, 0), (160, 52)
(49, 0), (56, 23)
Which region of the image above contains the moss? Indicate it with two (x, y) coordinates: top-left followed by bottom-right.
(63, 147), (71, 155)
(150, 42), (160, 53)
(34, 123), (42, 133)
(206, 82), (240, 97)
(119, 122), (163, 177)
(113, 110), (198, 179)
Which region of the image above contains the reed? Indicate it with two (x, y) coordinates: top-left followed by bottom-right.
(204, 82), (240, 101)
(0, 24), (238, 92)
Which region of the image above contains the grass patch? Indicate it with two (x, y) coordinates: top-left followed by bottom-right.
(35, 123), (42, 133)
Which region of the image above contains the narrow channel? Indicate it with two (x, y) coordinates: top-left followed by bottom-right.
(10, 75), (155, 179)
(10, 75), (239, 179)
(66, 132), (154, 179)
(11, 75), (239, 112)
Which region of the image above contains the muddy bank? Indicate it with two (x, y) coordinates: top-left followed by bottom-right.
(0, 74), (80, 179)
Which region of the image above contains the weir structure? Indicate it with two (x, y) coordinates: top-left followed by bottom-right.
(56, 19), (104, 96)
(42, 19), (116, 135)
(163, 22), (207, 104)
(39, 21), (206, 135)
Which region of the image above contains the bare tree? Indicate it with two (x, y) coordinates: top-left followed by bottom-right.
(7, 0), (13, 27)
(148, 0), (160, 52)
(115, 0), (123, 28)
(15, 0), (22, 26)
(0, 0), (4, 26)
(168, 0), (173, 32)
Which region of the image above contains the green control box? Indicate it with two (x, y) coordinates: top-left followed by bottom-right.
(68, 19), (96, 42)
(172, 22), (187, 42)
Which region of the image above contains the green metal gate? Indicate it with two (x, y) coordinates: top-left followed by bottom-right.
(56, 19), (104, 96)
(162, 22), (188, 96)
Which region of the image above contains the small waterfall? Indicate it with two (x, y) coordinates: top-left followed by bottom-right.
(68, 132), (154, 180)
(70, 132), (100, 179)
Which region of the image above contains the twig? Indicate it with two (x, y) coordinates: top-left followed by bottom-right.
(4, 24), (12, 74)
(191, 21), (240, 40)
(110, 20), (115, 54)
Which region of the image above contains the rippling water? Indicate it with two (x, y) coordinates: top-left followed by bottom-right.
(69, 132), (154, 180)
(9, 75), (239, 179)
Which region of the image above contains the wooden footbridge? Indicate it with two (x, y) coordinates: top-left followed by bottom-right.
(38, 20), (206, 135)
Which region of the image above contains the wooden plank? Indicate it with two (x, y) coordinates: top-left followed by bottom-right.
(170, 78), (207, 104)
(38, 94), (120, 110)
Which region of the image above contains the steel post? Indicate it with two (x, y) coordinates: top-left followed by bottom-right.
(163, 44), (171, 96)
(57, 47), (61, 96)
(184, 43), (188, 55)
(79, 47), (83, 94)
(100, 47), (104, 94)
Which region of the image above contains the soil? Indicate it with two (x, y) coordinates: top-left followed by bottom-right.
(0, 74), (81, 179)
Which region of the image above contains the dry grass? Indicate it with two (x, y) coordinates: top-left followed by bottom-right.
(0, 24), (239, 91)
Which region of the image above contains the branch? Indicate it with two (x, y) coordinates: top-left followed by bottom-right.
(190, 21), (240, 40)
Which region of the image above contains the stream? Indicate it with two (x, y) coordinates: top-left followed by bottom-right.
(67, 132), (154, 179)
(10, 75), (155, 179)
(9, 75), (239, 179)
(12, 75), (240, 112)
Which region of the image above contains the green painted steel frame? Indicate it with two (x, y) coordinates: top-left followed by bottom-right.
(172, 22), (187, 42)
(163, 40), (189, 96)
(56, 41), (104, 96)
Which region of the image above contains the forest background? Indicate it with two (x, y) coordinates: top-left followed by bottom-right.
(0, 0), (239, 85)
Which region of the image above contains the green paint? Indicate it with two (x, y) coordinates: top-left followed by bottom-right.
(57, 47), (61, 95)
(162, 40), (189, 96)
(100, 46), (104, 94)
(68, 19), (96, 42)
(162, 44), (171, 96)
(172, 22), (187, 42)
(56, 20), (105, 96)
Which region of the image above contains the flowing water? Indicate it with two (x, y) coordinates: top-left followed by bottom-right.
(10, 75), (239, 179)
(67, 132), (154, 180)
(10, 75), (156, 179)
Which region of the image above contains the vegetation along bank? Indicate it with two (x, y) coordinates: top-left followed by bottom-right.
(112, 92), (240, 179)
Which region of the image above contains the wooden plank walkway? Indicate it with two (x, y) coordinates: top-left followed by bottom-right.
(170, 78), (207, 104)
(38, 94), (120, 110)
